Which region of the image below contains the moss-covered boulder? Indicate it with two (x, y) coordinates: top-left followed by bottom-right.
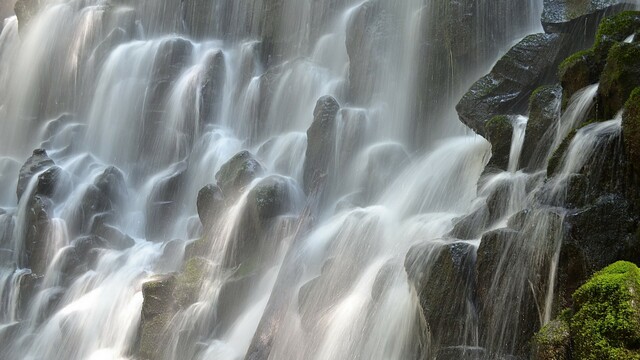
(456, 33), (567, 136)
(215, 150), (264, 197)
(593, 11), (640, 65)
(622, 88), (640, 174)
(532, 316), (571, 360)
(572, 261), (640, 359)
(598, 42), (640, 119)
(522, 85), (563, 170)
(558, 50), (599, 109)
(484, 115), (513, 171)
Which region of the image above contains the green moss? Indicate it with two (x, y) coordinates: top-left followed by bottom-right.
(623, 88), (640, 173)
(485, 115), (513, 170)
(594, 11), (640, 63)
(532, 318), (571, 360)
(570, 261), (640, 360)
(599, 43), (640, 118)
(138, 313), (172, 360)
(174, 257), (209, 308)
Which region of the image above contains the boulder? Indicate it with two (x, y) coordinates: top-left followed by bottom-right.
(598, 42), (640, 119)
(91, 223), (135, 250)
(196, 184), (224, 228)
(303, 96), (340, 194)
(215, 151), (264, 197)
(521, 85), (563, 170)
(199, 50), (226, 126)
(246, 175), (295, 223)
(34, 166), (72, 202)
(456, 34), (567, 136)
(93, 166), (127, 210)
(558, 50), (599, 109)
(17, 149), (55, 202)
(137, 274), (177, 360)
(24, 195), (52, 275)
(531, 317), (571, 360)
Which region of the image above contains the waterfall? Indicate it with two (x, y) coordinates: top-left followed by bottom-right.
(5, 0), (632, 359)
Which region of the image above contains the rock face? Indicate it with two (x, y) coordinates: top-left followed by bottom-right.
(456, 34), (567, 136)
(484, 115), (514, 171)
(303, 96), (340, 195)
(598, 42), (640, 119)
(17, 149), (55, 201)
(541, 0), (632, 34)
(521, 85), (562, 170)
(622, 87), (640, 174)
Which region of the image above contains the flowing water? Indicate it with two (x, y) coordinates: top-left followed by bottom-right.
(0, 0), (621, 359)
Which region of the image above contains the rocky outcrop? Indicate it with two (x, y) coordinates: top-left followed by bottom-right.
(137, 274), (177, 360)
(598, 42), (640, 119)
(146, 162), (187, 242)
(303, 96), (340, 195)
(17, 149), (55, 202)
(456, 34), (568, 136)
(484, 115), (514, 171)
(196, 184), (224, 229)
(199, 50), (226, 126)
(215, 151), (264, 198)
(541, 0), (632, 34)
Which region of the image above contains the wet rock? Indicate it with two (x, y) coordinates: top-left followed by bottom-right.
(138, 274), (177, 360)
(72, 185), (113, 236)
(24, 195), (52, 275)
(199, 50), (226, 126)
(91, 223), (135, 251)
(558, 194), (640, 307)
(541, 0), (631, 34)
(215, 151), (264, 197)
(405, 241), (476, 348)
(73, 235), (108, 264)
(246, 175), (294, 223)
(174, 257), (209, 309)
(622, 87), (640, 175)
(345, 0), (393, 105)
(157, 239), (185, 273)
(146, 162), (187, 242)
(14, 0), (42, 34)
(592, 11), (640, 65)
(196, 184), (224, 228)
(531, 317), (571, 360)
(360, 142), (409, 203)
(456, 34), (567, 136)
(435, 346), (486, 360)
(485, 115), (514, 171)
(17, 149), (55, 202)
(449, 203), (491, 240)
(34, 166), (72, 202)
(303, 96), (340, 194)
(598, 42), (640, 119)
(93, 166), (127, 210)
(558, 50), (599, 109)
(521, 85), (563, 170)
(259, 0), (285, 66)
(182, 0), (216, 40)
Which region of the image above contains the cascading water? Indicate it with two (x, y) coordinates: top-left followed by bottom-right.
(4, 0), (633, 359)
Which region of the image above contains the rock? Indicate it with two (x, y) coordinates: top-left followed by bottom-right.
(484, 115), (514, 171)
(73, 235), (108, 263)
(456, 34), (567, 136)
(405, 241), (476, 348)
(622, 87), (640, 175)
(592, 11), (640, 65)
(598, 42), (640, 119)
(91, 223), (135, 250)
(174, 257), (209, 309)
(199, 50), (226, 126)
(521, 85), (563, 170)
(14, 0), (42, 34)
(17, 149), (55, 202)
(196, 184), (224, 228)
(259, 0), (285, 66)
(93, 166), (127, 210)
(215, 151), (264, 197)
(71, 185), (113, 236)
(345, 0), (393, 105)
(531, 317), (571, 360)
(360, 142), (409, 203)
(558, 194), (640, 307)
(303, 96), (340, 194)
(24, 195), (52, 275)
(570, 261), (640, 359)
(246, 175), (295, 223)
(435, 346), (486, 360)
(558, 50), (599, 109)
(541, 0), (631, 34)
(146, 162), (187, 242)
(449, 203), (491, 240)
(138, 274), (177, 360)
(34, 166), (72, 202)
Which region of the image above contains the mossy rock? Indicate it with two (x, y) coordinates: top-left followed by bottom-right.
(138, 312), (173, 360)
(485, 115), (513, 171)
(622, 88), (640, 174)
(548, 129), (577, 176)
(559, 50), (599, 109)
(571, 261), (640, 360)
(594, 11), (640, 65)
(522, 85), (563, 169)
(532, 317), (571, 360)
(598, 42), (640, 119)
(174, 257), (210, 308)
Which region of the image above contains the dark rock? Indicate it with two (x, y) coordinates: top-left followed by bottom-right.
(259, 0), (285, 66)
(592, 11), (640, 65)
(598, 42), (640, 119)
(558, 50), (600, 109)
(623, 87), (640, 175)
(303, 96), (340, 194)
(199, 50), (226, 126)
(196, 184), (224, 228)
(73, 235), (108, 263)
(146, 161), (187, 242)
(541, 0), (631, 34)
(216, 151), (264, 198)
(521, 85), (563, 170)
(405, 241), (476, 348)
(93, 166), (127, 210)
(246, 175), (294, 222)
(449, 203), (491, 240)
(92, 223), (135, 250)
(35, 166), (72, 202)
(436, 346), (486, 360)
(456, 34), (567, 136)
(17, 149), (55, 202)
(485, 115), (514, 171)
(24, 195), (52, 275)
(531, 318), (571, 360)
